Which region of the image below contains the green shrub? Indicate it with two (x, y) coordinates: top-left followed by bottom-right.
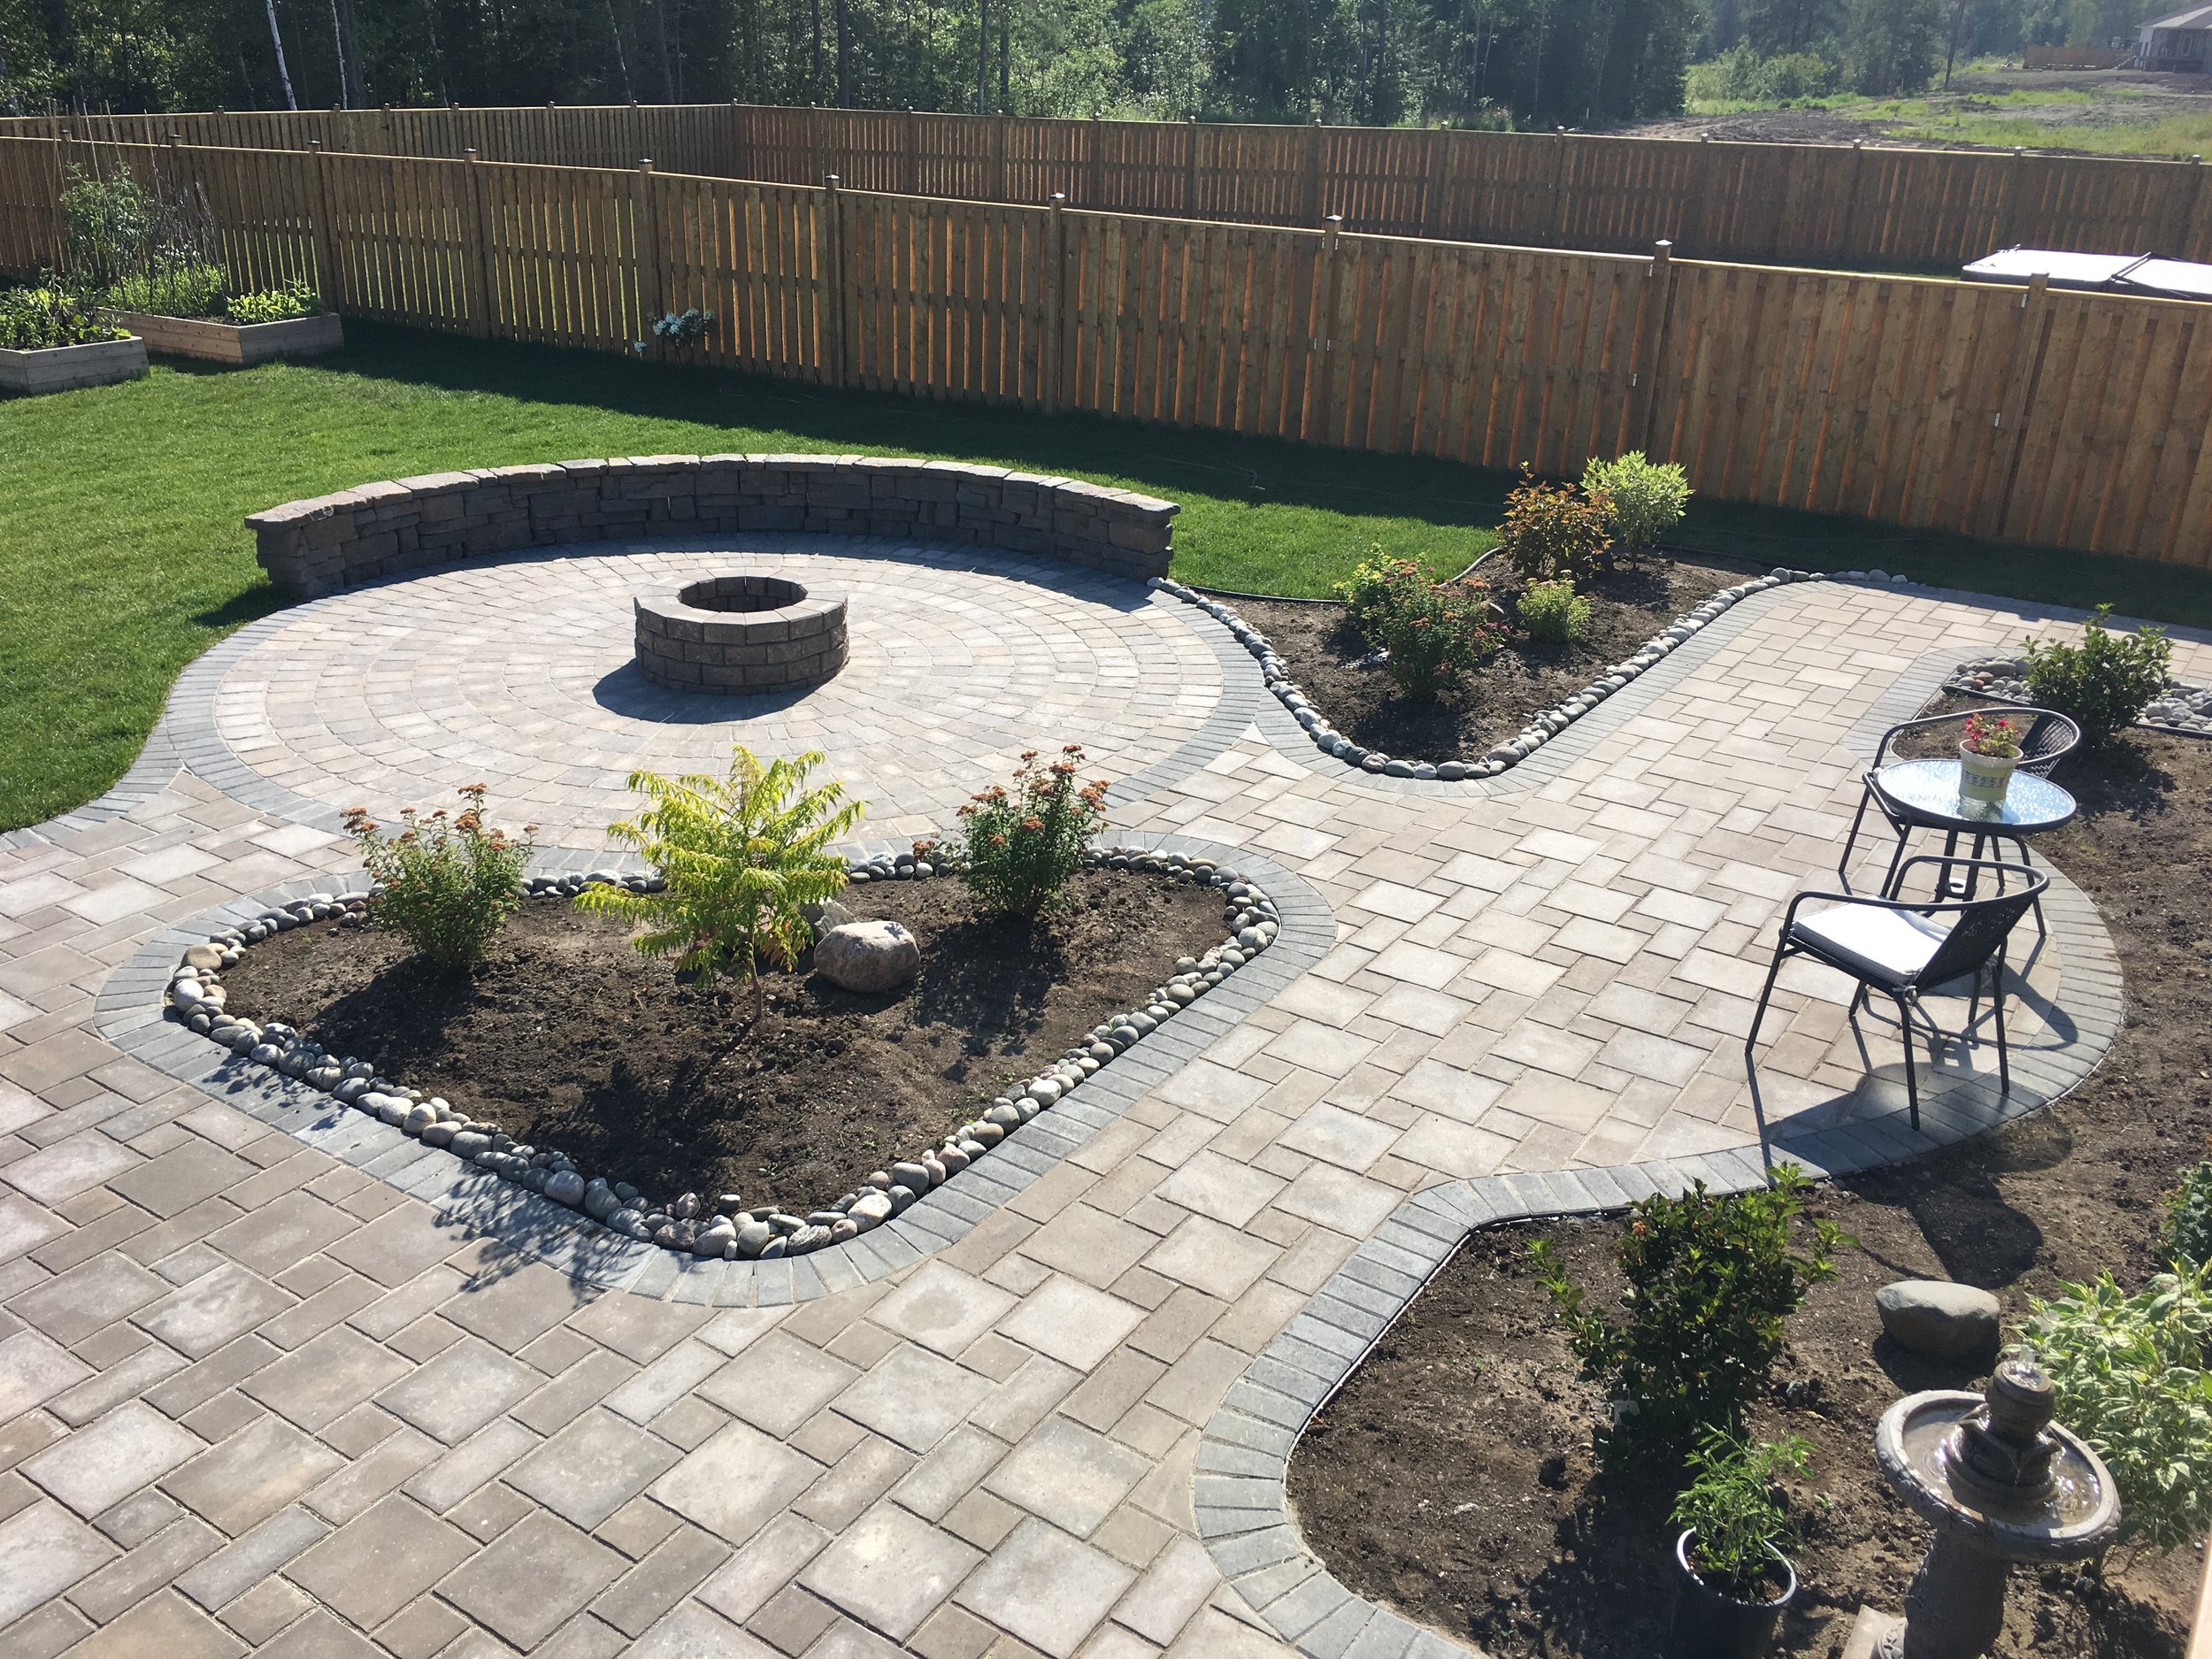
(2021, 1265), (2212, 1551)
(1495, 466), (1612, 583)
(1334, 550), (1504, 700)
(935, 745), (1108, 918)
(59, 168), (155, 288)
(342, 785), (534, 970)
(1533, 1165), (1847, 1465)
(2163, 1158), (2212, 1272)
(1672, 1431), (1812, 1595)
(2021, 605), (2172, 749)
(578, 746), (863, 1018)
(1689, 45), (1840, 103)
(1517, 577), (1593, 644)
(106, 258), (229, 319)
(226, 280), (321, 324)
(0, 287), (129, 349)
(1582, 451), (1692, 555)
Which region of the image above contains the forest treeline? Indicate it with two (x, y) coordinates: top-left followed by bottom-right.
(0, 0), (2171, 135)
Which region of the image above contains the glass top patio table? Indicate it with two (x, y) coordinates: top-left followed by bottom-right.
(1870, 758), (2078, 836)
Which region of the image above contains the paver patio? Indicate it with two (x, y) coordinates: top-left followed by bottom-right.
(0, 534), (2197, 1659)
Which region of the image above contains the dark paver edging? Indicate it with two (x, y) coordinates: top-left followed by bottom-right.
(94, 833), (1336, 1309)
(1193, 647), (2128, 1659)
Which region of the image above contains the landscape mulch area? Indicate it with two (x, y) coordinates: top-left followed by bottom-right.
(221, 869), (1227, 1214)
(1288, 718), (2212, 1659)
(1230, 555), (1754, 763)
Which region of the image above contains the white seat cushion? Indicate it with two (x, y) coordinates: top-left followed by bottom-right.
(1791, 903), (1953, 986)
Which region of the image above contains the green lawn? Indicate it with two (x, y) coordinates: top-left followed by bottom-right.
(5, 321), (2210, 833)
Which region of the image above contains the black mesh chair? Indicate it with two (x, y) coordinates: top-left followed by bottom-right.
(1837, 703), (2078, 928)
(1745, 856), (2048, 1132)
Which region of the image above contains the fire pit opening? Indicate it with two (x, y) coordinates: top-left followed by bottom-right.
(634, 572), (849, 692)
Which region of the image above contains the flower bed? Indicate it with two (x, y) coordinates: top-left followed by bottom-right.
(167, 846), (1282, 1260)
(1285, 715), (2212, 1659)
(1156, 562), (1909, 781)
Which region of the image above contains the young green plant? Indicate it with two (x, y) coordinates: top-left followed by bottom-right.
(1333, 549), (1504, 700)
(2022, 605), (2172, 749)
(578, 746), (863, 1018)
(1672, 1430), (1813, 1597)
(1533, 1164), (1847, 1465)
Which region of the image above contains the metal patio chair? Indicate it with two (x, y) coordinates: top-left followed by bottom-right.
(1746, 856), (2049, 1133)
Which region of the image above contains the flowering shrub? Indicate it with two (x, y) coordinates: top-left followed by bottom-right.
(1495, 465), (1612, 583)
(1333, 550), (1503, 701)
(934, 746), (1107, 918)
(1517, 577), (1593, 645)
(579, 747), (861, 1018)
(342, 785), (534, 970)
(1962, 712), (2024, 758)
(2022, 1264), (2212, 1551)
(1534, 1164), (1847, 1465)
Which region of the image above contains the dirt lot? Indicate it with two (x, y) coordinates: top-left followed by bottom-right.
(1289, 716), (2212, 1657)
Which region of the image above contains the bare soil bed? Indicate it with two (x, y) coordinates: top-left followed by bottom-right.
(1288, 717), (2212, 1658)
(1232, 555), (1752, 763)
(222, 870), (1227, 1214)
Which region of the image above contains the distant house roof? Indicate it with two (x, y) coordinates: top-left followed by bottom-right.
(2141, 4), (2212, 29)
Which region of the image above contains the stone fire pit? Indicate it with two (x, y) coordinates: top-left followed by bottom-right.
(634, 574), (849, 692)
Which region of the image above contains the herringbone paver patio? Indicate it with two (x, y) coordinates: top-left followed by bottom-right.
(0, 535), (2193, 1659)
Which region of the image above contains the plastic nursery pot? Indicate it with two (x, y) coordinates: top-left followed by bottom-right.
(1957, 741), (2019, 807)
(1668, 1529), (1796, 1659)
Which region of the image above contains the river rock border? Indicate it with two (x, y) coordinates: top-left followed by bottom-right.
(158, 845), (1282, 1263)
(247, 455), (1179, 599)
(1946, 657), (2212, 737)
(1157, 566), (1922, 781)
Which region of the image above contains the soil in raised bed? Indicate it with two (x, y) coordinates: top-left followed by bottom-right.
(221, 869), (1228, 1215)
(1231, 554), (1758, 764)
(1287, 717), (2212, 1659)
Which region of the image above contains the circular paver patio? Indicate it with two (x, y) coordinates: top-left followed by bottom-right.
(1, 532), (2198, 1659)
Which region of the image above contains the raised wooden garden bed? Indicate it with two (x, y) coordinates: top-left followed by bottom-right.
(111, 309), (343, 365)
(0, 335), (148, 394)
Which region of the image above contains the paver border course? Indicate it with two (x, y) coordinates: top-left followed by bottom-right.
(245, 456), (1180, 598)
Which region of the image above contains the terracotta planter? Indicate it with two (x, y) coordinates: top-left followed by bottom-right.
(1958, 741), (2019, 807)
(109, 309), (342, 365)
(0, 334), (147, 394)
(1669, 1529), (1795, 1659)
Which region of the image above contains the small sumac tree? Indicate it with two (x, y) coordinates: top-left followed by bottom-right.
(579, 747), (863, 1018)
(936, 745), (1108, 918)
(343, 786), (534, 970)
(1534, 1164), (1847, 1466)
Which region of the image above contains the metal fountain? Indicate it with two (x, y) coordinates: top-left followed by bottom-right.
(1856, 1350), (2120, 1659)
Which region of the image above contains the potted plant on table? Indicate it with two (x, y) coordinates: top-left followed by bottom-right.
(1669, 1431), (1810, 1659)
(1959, 711), (2024, 806)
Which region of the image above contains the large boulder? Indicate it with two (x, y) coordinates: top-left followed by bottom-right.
(1876, 1279), (2001, 1362)
(814, 920), (922, 993)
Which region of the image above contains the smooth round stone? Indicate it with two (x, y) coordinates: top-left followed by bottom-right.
(694, 1224), (735, 1256)
(970, 1121), (1005, 1148)
(403, 1104), (437, 1134)
(849, 1191), (895, 1225)
(1025, 1079), (1063, 1106)
(890, 1161), (932, 1191)
(545, 1170), (587, 1207)
(734, 1219), (773, 1257)
(887, 1183), (918, 1211)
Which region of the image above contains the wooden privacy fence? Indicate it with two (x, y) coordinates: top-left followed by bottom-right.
(9, 102), (2212, 272)
(4, 134), (2209, 570)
